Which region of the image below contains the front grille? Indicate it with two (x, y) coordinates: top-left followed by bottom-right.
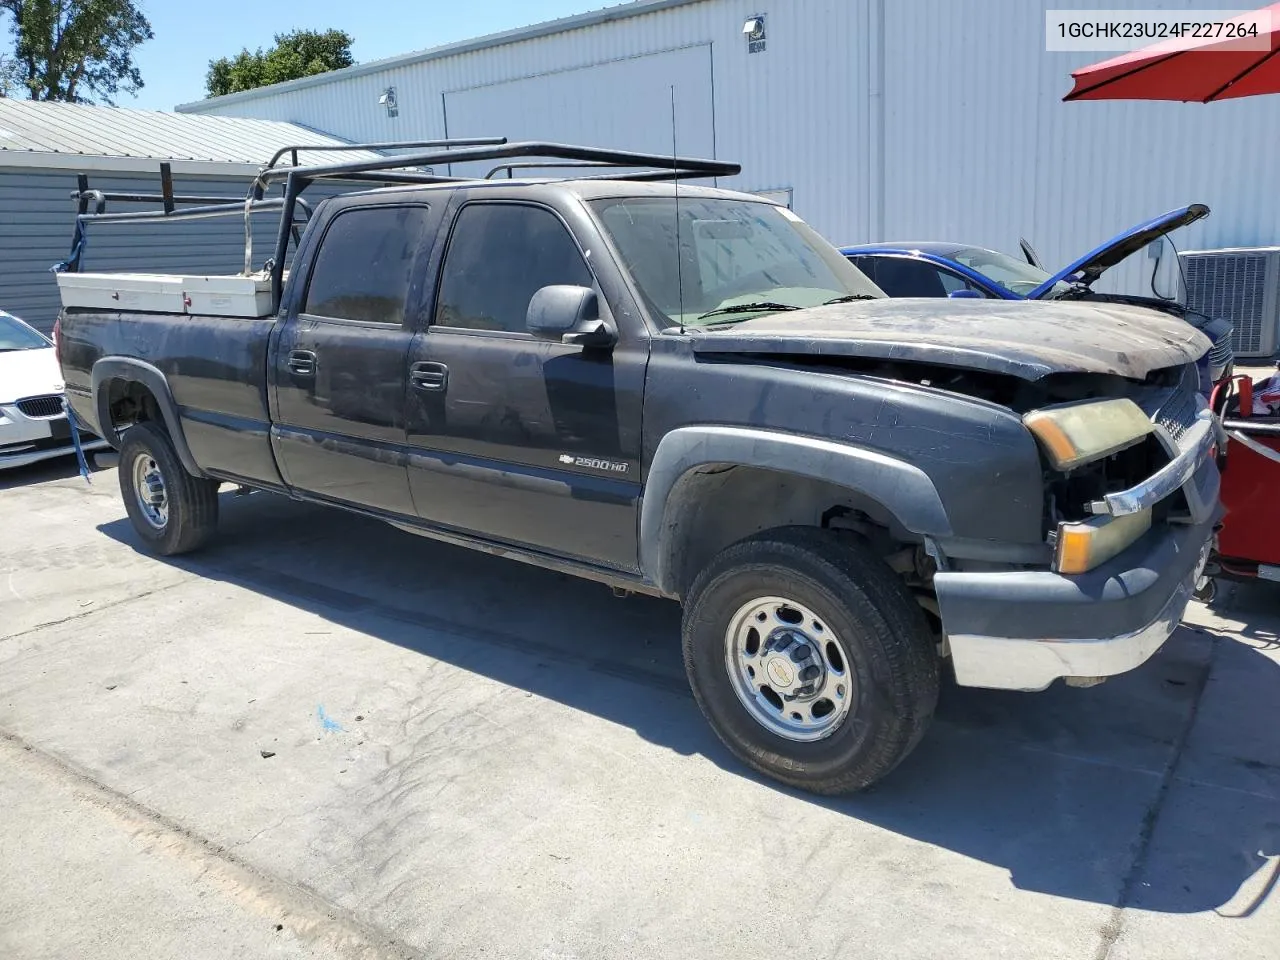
(15, 394), (64, 418)
(1209, 330), (1234, 369)
(1154, 387), (1198, 445)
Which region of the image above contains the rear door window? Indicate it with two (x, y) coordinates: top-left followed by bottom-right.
(303, 206), (430, 324)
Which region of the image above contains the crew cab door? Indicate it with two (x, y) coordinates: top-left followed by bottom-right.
(271, 200), (436, 515)
(403, 197), (647, 571)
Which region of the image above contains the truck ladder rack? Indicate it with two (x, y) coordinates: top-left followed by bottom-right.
(60, 138), (742, 315)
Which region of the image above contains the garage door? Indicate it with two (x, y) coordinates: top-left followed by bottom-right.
(442, 45), (716, 180)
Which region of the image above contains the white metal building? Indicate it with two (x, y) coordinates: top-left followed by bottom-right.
(0, 101), (376, 332)
(170, 0), (1278, 355)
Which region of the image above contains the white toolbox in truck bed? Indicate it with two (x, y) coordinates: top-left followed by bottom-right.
(56, 272), (275, 318)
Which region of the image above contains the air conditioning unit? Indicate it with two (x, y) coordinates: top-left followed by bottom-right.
(1179, 246), (1280, 358)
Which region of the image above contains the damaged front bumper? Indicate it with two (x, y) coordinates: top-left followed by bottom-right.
(935, 399), (1220, 692)
(936, 519), (1213, 691)
(936, 516), (1212, 691)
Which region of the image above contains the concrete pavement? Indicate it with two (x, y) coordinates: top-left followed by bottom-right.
(1, 458), (1277, 960)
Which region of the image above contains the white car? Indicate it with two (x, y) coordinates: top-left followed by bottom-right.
(1, 310), (109, 470)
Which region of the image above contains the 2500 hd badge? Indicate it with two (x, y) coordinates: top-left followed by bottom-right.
(558, 453), (630, 473)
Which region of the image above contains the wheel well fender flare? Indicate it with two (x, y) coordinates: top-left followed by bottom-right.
(91, 357), (205, 478)
(639, 426), (953, 596)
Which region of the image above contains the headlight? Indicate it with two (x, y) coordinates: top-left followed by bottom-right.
(1054, 509), (1152, 574)
(1023, 399), (1152, 471)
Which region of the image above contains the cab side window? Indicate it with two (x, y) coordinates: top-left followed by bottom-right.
(435, 203), (594, 333)
(304, 206), (429, 325)
(863, 257), (950, 298)
(847, 255), (879, 286)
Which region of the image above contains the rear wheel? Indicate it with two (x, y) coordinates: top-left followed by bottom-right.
(118, 421), (220, 555)
(682, 527), (939, 794)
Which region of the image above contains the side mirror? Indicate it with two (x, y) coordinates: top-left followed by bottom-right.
(526, 285), (617, 348)
(948, 288), (983, 299)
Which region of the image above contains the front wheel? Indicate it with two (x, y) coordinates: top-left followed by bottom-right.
(118, 421), (220, 556)
(682, 528), (939, 794)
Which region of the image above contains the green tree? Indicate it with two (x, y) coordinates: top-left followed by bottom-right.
(0, 0), (153, 104)
(0, 51), (21, 96)
(206, 28), (354, 98)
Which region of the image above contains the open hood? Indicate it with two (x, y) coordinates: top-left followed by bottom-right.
(686, 298), (1209, 381)
(1026, 203), (1209, 300)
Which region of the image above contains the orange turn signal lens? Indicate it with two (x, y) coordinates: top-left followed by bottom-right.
(1054, 509), (1152, 575)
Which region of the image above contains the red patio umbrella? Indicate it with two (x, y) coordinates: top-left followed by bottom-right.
(1064, 3), (1280, 101)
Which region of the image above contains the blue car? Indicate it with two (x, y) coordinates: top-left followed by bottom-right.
(841, 204), (1234, 384)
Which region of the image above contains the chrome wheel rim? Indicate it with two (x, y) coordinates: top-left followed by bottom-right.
(723, 596), (855, 742)
(132, 451), (168, 529)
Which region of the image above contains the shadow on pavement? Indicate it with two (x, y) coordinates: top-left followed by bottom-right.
(1203, 581), (1280, 649)
(0, 456), (84, 491)
(97, 489), (1280, 916)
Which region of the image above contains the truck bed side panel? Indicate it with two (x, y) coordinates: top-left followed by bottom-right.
(60, 309), (282, 487)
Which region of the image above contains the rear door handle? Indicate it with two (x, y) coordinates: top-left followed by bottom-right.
(410, 361), (448, 392)
(287, 349), (317, 377)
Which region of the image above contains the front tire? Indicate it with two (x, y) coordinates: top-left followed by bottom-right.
(682, 528), (939, 794)
(118, 421), (220, 556)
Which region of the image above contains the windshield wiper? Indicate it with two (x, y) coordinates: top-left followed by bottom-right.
(822, 294), (877, 305)
(696, 301), (800, 321)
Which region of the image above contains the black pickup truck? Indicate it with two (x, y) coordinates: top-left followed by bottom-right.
(56, 142), (1221, 793)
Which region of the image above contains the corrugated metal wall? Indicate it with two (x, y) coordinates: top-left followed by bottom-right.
(880, 0), (1280, 296)
(182, 0), (1280, 301)
(440, 45), (716, 179)
(182, 0), (876, 243)
(0, 168), (345, 334)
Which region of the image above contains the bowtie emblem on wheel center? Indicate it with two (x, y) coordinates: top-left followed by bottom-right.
(766, 657), (795, 689)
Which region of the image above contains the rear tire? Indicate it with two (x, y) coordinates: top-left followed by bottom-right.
(682, 527), (939, 794)
(118, 421), (219, 556)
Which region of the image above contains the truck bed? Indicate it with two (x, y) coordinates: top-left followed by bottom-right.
(60, 307), (283, 488)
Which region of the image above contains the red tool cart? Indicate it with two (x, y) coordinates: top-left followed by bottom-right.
(1209, 373), (1280, 594)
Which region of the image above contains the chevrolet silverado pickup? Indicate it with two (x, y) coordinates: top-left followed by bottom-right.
(55, 142), (1221, 793)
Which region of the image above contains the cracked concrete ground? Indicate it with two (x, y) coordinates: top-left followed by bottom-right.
(1, 458), (1277, 960)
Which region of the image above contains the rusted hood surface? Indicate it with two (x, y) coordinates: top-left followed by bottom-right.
(686, 298), (1210, 380)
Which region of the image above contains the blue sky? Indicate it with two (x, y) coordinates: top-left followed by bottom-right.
(130, 0), (603, 110)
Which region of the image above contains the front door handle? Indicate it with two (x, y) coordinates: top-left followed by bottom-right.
(287, 349), (317, 377)
(410, 360), (448, 392)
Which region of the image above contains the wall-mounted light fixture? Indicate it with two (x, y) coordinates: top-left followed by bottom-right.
(378, 86), (399, 118)
(743, 14), (766, 53)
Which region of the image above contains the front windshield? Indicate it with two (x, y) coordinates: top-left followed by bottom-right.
(948, 247), (1073, 298)
(589, 197), (883, 327)
(0, 312), (49, 351)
